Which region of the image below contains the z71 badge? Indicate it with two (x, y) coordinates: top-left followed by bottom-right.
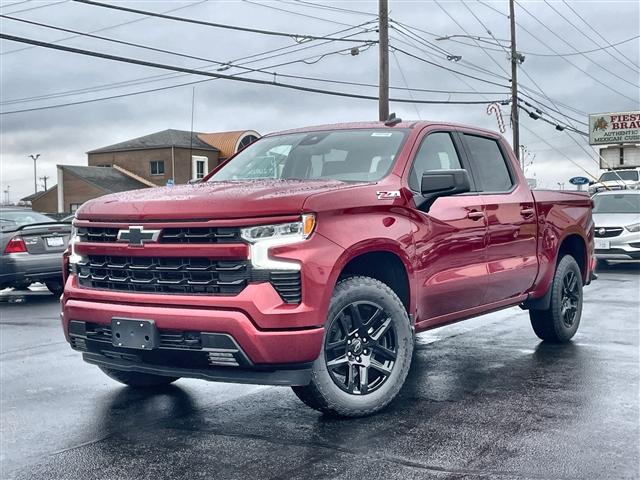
(376, 191), (401, 200)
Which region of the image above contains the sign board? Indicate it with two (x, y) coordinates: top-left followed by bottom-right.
(569, 176), (590, 185)
(589, 111), (640, 145)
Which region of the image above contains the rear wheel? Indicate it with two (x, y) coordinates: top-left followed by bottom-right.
(45, 279), (64, 296)
(99, 367), (179, 388)
(292, 276), (413, 417)
(530, 255), (583, 343)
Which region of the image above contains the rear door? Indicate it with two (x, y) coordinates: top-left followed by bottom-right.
(406, 129), (489, 326)
(459, 132), (538, 304)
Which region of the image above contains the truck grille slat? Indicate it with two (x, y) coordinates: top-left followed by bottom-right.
(77, 255), (250, 295)
(77, 226), (241, 244)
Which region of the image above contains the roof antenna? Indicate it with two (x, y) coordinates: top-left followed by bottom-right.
(384, 112), (402, 126)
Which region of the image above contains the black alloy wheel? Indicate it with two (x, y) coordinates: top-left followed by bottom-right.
(560, 270), (580, 328)
(324, 301), (398, 395)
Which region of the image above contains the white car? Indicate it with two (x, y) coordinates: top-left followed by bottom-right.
(592, 190), (640, 261)
(589, 169), (640, 195)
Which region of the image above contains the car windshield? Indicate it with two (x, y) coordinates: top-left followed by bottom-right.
(0, 210), (53, 229)
(599, 171), (638, 182)
(592, 194), (640, 214)
(209, 129), (408, 183)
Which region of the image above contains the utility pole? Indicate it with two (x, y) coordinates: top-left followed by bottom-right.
(39, 175), (50, 191)
(29, 154), (40, 194)
(378, 0), (389, 121)
(509, 0), (520, 162)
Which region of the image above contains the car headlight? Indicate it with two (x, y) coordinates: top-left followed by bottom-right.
(241, 214), (315, 270)
(625, 223), (640, 233)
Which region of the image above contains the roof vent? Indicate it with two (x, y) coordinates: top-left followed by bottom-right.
(384, 113), (402, 127)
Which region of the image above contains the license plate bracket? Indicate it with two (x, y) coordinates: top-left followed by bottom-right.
(111, 318), (159, 350)
(595, 238), (610, 250)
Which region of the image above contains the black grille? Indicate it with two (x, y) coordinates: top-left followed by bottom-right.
(85, 323), (203, 349)
(77, 255), (249, 295)
(270, 271), (302, 304)
(77, 226), (241, 244)
(595, 227), (624, 238)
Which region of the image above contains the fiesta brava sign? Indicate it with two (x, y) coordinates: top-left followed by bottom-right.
(589, 111), (640, 145)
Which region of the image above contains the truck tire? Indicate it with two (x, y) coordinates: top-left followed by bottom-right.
(529, 255), (583, 343)
(99, 367), (179, 388)
(292, 276), (413, 417)
(45, 280), (64, 296)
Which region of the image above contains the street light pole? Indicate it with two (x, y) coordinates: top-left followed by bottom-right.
(378, 0), (389, 121)
(29, 154), (40, 194)
(509, 0), (520, 162)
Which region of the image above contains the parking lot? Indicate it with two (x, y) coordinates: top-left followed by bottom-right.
(1, 262), (638, 480)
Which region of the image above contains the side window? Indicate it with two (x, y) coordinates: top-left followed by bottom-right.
(408, 132), (462, 191)
(150, 161), (165, 176)
(463, 134), (513, 192)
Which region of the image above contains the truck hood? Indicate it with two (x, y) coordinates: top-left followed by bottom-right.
(77, 179), (361, 221)
(592, 212), (640, 228)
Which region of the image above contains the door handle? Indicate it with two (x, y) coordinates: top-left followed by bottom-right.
(520, 207), (535, 217)
(467, 211), (485, 221)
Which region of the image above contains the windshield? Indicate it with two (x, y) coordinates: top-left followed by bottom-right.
(600, 171), (638, 182)
(210, 129), (408, 183)
(592, 194), (640, 214)
(0, 210), (53, 228)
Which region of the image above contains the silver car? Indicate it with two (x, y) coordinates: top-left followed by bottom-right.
(589, 169), (640, 195)
(592, 191), (640, 261)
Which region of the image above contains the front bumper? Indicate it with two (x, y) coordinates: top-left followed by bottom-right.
(594, 229), (640, 260)
(0, 252), (63, 287)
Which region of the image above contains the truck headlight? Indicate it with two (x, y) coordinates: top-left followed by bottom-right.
(241, 214), (315, 270)
(68, 223), (85, 273)
(626, 223), (640, 233)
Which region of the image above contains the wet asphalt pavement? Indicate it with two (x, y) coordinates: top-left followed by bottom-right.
(1, 263), (638, 480)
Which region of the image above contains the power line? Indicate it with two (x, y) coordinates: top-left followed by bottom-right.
(391, 50), (421, 119)
(1, 23), (376, 106)
(239, 0), (359, 28)
(562, 0), (639, 70)
(517, 0), (638, 89)
(1, 0), (208, 56)
(287, 0), (376, 17)
(392, 45), (511, 89)
(71, 0), (376, 43)
(0, 0), (68, 15)
(544, 0), (638, 75)
(0, 32), (505, 115)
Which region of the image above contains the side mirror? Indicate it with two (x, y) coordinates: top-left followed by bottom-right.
(588, 180), (595, 185)
(417, 169), (471, 210)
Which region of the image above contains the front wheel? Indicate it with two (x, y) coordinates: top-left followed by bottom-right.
(45, 279), (64, 296)
(529, 255), (583, 343)
(292, 276), (413, 417)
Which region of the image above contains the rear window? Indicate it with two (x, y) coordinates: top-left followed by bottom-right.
(464, 134), (514, 192)
(592, 194), (640, 214)
(0, 210), (53, 229)
(600, 171), (638, 182)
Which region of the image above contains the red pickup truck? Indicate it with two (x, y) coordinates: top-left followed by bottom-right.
(62, 121), (594, 417)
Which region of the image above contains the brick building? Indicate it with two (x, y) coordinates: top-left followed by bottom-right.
(22, 129), (260, 214)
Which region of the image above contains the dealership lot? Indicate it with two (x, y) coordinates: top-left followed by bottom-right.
(1, 263), (638, 480)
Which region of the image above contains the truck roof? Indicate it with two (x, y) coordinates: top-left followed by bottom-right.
(268, 120), (501, 138)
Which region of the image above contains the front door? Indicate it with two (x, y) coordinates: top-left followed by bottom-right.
(406, 130), (489, 328)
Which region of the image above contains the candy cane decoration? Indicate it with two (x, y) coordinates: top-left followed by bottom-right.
(487, 102), (506, 133)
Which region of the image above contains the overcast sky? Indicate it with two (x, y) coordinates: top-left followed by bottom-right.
(1, 0), (639, 203)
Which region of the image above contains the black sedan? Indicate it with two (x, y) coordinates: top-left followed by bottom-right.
(0, 207), (71, 295)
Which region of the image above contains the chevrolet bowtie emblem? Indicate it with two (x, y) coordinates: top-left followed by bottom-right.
(117, 226), (161, 247)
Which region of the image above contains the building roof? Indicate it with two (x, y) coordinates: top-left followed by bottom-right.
(87, 129), (219, 154)
(20, 185), (58, 202)
(197, 130), (260, 158)
(61, 165), (149, 193)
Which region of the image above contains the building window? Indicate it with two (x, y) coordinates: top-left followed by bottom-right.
(150, 161), (165, 176)
(238, 134), (259, 151)
(70, 203), (82, 213)
(192, 155), (208, 180)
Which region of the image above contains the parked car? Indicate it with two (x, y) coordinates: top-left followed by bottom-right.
(0, 207), (71, 295)
(588, 168), (640, 195)
(592, 190), (640, 262)
(61, 121), (594, 417)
